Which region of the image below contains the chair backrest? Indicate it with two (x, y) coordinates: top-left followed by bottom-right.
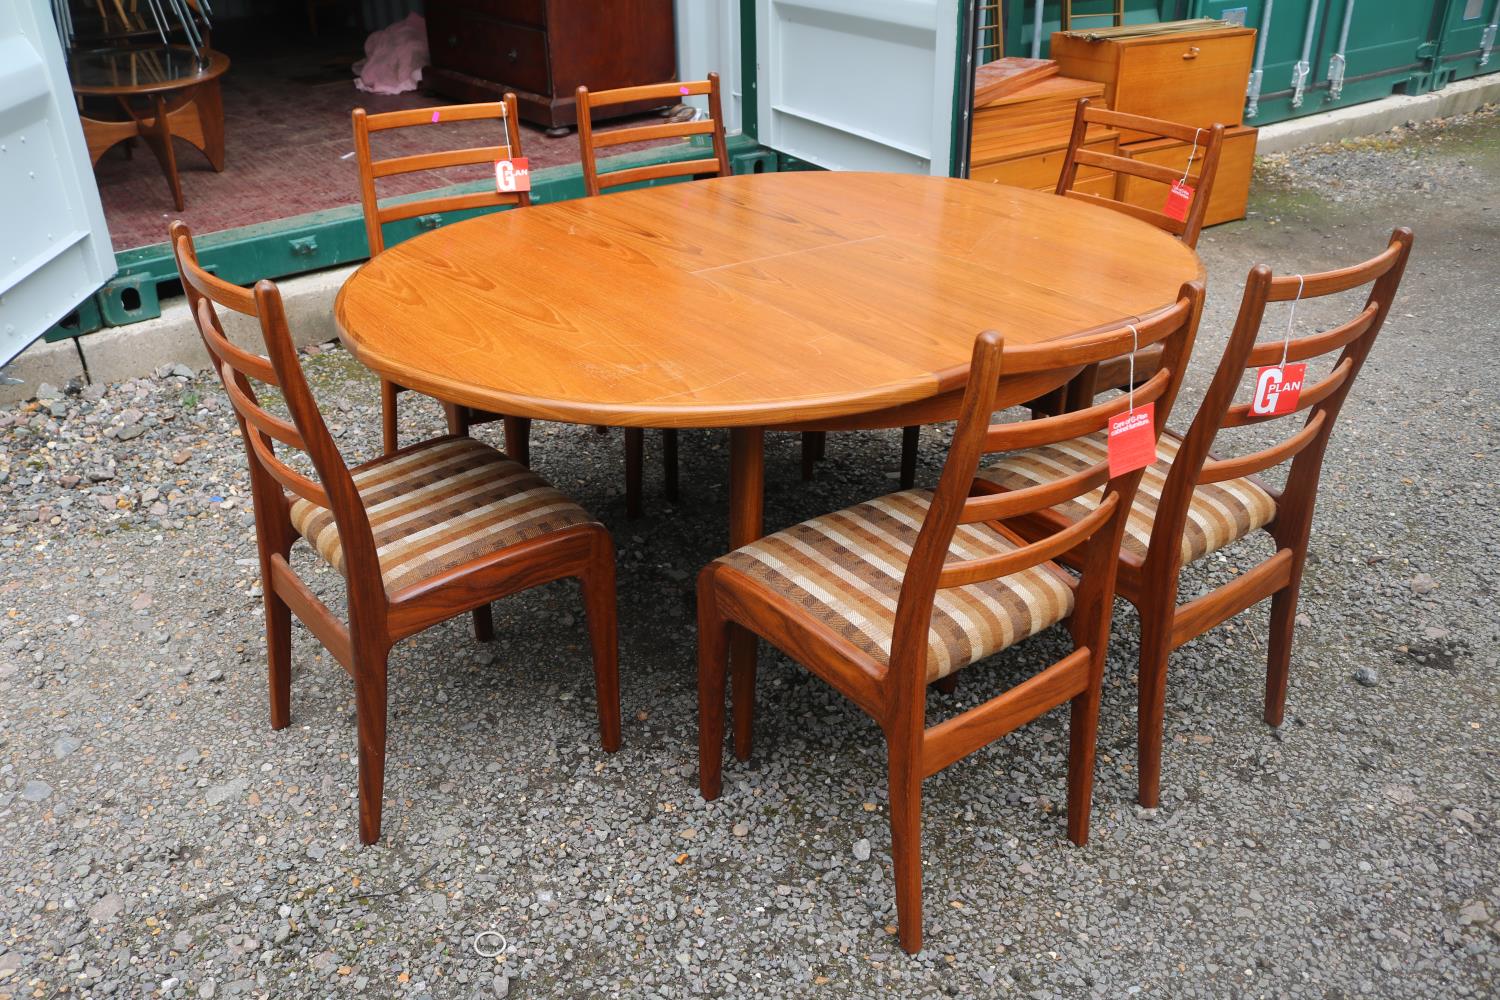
(889, 284), (1206, 690)
(1055, 98), (1226, 249)
(352, 94), (530, 256)
(575, 74), (731, 197)
(1151, 229), (1414, 567)
(169, 222), (385, 609)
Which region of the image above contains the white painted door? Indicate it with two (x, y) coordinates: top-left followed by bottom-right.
(0, 0), (115, 367)
(755, 0), (966, 174)
(675, 0), (745, 134)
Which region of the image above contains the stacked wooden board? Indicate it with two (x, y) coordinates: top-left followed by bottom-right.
(969, 60), (1119, 198)
(1050, 20), (1259, 226)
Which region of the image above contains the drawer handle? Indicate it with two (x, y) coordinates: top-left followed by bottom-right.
(1182, 46), (1200, 60)
(508, 48), (519, 62)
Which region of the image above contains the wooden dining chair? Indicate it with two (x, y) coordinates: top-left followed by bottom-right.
(698, 286), (1205, 952)
(576, 74), (732, 517)
(171, 221), (622, 846)
(352, 95), (532, 461)
(977, 230), (1413, 809)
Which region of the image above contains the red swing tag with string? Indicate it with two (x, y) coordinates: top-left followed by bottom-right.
(494, 109), (531, 193)
(1107, 323), (1156, 477)
(1252, 275), (1307, 417)
(1163, 128), (1202, 223)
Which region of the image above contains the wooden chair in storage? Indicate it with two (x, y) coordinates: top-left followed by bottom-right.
(697, 286), (1205, 952)
(977, 230), (1413, 808)
(576, 74), (732, 516)
(352, 95), (533, 460)
(171, 222), (622, 845)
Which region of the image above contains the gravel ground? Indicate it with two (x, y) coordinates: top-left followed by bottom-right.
(0, 107), (1496, 1000)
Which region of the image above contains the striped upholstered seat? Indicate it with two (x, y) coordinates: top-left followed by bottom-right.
(976, 431), (1277, 565)
(291, 436), (595, 595)
(716, 490), (1075, 682)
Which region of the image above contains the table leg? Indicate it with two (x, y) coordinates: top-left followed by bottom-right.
(139, 93), (184, 211)
(728, 427), (764, 761)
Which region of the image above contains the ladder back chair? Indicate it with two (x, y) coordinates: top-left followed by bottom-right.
(575, 74), (732, 516)
(171, 221), (621, 846)
(978, 230), (1413, 808)
(698, 285), (1205, 952)
(1023, 99), (1226, 419)
(352, 95), (532, 460)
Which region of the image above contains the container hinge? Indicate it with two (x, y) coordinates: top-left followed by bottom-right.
(1482, 23), (1497, 68)
(1246, 68), (1263, 118)
(289, 236), (318, 257)
(1290, 60), (1311, 108)
(1327, 52), (1347, 101)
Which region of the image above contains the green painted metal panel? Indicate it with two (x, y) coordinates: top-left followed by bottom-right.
(46, 135), (775, 341)
(1432, 0), (1500, 83)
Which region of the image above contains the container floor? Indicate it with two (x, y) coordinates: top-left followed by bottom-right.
(90, 26), (673, 252)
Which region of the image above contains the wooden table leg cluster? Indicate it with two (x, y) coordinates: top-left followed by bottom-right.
(80, 80), (225, 211)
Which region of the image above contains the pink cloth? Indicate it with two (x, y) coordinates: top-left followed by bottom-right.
(353, 13), (429, 95)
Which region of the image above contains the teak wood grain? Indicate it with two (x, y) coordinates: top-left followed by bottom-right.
(334, 171), (1203, 431)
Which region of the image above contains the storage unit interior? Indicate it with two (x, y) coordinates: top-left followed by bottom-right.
(71, 1), (686, 252)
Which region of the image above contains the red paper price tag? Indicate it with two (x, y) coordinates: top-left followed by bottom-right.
(1107, 402), (1156, 477)
(1163, 180), (1194, 222)
(495, 157), (531, 193)
(1251, 363), (1307, 417)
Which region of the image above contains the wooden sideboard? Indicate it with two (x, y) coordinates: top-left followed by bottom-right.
(423, 0), (678, 133)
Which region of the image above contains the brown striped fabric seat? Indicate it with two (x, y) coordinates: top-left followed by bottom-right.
(715, 490), (1076, 682)
(976, 431), (1278, 565)
(290, 436), (596, 595)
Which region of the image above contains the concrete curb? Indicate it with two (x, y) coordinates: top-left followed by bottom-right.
(0, 265), (357, 406)
(1255, 75), (1500, 155)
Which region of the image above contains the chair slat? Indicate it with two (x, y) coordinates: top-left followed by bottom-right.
(196, 300), (279, 384)
(1074, 148), (1183, 187)
(1063, 189), (1187, 235)
(1221, 357), (1352, 428)
(246, 430), (332, 508)
(596, 157), (724, 191)
(363, 101), (510, 131)
(178, 244), (258, 316)
(591, 118), (717, 148)
(372, 145), (508, 178)
(222, 370), (306, 449)
(960, 461), (1108, 524)
(378, 189), (524, 224)
(937, 495), (1117, 590)
(1268, 242), (1405, 300)
(587, 79), (713, 107)
(1082, 105), (1208, 144)
(1245, 303), (1378, 368)
(1199, 411), (1326, 484)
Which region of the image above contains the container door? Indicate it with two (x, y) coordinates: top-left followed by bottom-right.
(0, 0), (116, 367)
(1434, 0), (1500, 81)
(754, 0), (969, 175)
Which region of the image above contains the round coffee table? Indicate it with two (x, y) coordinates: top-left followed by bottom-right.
(70, 45), (230, 211)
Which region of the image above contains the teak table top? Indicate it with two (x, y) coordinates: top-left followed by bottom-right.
(334, 171), (1203, 430)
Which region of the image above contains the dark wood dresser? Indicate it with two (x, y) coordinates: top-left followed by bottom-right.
(423, 0), (678, 133)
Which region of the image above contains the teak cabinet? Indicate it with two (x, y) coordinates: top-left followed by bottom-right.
(423, 0), (677, 132)
(1049, 25), (1255, 142)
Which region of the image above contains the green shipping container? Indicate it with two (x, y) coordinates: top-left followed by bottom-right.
(1432, 0), (1500, 84)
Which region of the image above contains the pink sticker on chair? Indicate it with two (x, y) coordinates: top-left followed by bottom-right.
(431, 111), (440, 123)
(680, 86), (690, 95)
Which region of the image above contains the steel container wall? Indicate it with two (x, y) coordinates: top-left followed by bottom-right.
(1431, 0), (1500, 83)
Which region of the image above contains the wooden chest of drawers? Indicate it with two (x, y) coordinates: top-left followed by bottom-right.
(1049, 24), (1255, 142)
(1114, 124), (1258, 227)
(424, 0), (677, 132)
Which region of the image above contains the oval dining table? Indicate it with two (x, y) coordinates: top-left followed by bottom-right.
(334, 169), (1204, 752)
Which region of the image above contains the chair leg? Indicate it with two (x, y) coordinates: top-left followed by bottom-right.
(888, 737), (924, 954)
(355, 645), (390, 845)
(1136, 611), (1174, 809)
(662, 429), (679, 503)
(1066, 682), (1102, 846)
(899, 425), (920, 490)
(731, 630), (757, 761)
(800, 432), (822, 481)
(1264, 580), (1302, 727)
(624, 428), (644, 519)
(504, 416), (531, 467)
(266, 586), (292, 730)
(697, 577), (731, 801)
(443, 402), (469, 437)
(581, 537), (621, 753)
(380, 380), (399, 456)
(471, 603), (494, 642)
